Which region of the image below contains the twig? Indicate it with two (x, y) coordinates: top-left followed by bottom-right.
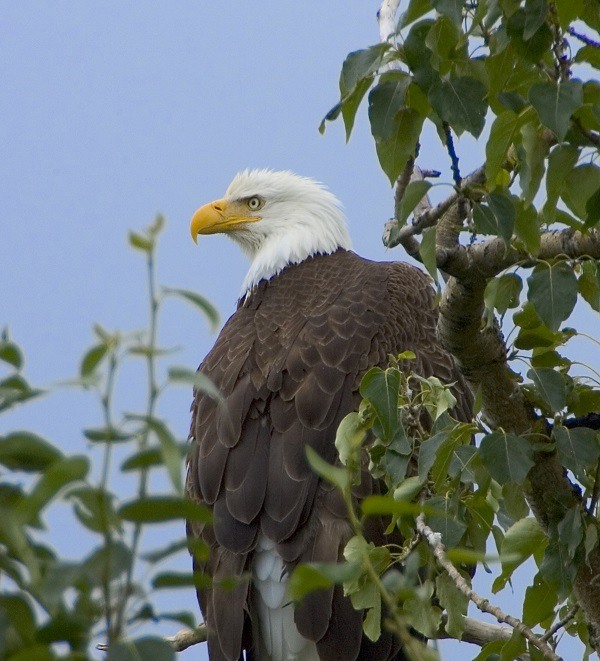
(540, 604), (579, 643)
(444, 123), (462, 188)
(96, 625), (208, 653)
(416, 514), (563, 661)
(394, 165), (486, 245)
(549, 5), (571, 83)
(567, 27), (600, 49)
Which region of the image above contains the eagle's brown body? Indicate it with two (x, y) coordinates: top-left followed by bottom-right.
(186, 248), (472, 660)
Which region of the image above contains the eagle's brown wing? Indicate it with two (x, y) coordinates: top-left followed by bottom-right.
(186, 249), (472, 660)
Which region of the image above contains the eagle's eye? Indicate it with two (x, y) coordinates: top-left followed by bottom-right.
(247, 196), (263, 211)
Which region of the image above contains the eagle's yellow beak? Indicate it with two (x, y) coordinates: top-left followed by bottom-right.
(190, 198), (261, 243)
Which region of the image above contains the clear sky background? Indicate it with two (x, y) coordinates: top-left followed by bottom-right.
(2, 2), (596, 659)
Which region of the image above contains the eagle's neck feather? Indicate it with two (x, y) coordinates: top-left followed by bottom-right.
(237, 202), (351, 295)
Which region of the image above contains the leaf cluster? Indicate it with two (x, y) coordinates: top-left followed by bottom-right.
(0, 220), (217, 659)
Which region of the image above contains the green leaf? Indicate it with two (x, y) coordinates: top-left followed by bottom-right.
(484, 273), (523, 318)
(85, 541), (132, 583)
(142, 538), (196, 564)
(359, 367), (400, 441)
(574, 45), (600, 69)
(487, 191), (516, 246)
(163, 287), (219, 331)
(473, 201), (512, 245)
(0, 340), (23, 369)
(419, 226), (438, 282)
(393, 475), (426, 502)
(432, 0), (463, 25)
(492, 517), (547, 592)
(168, 367), (223, 402)
(555, 0), (584, 26)
(15, 456), (89, 525)
(0, 374), (44, 413)
(341, 76), (374, 140)
(429, 424), (472, 489)
(80, 343), (108, 378)
(502, 482), (529, 522)
(0, 594), (36, 646)
(579, 260), (600, 311)
(152, 572), (199, 589)
(557, 506), (583, 559)
(514, 199), (540, 256)
(428, 75), (487, 137)
(305, 446), (349, 491)
(523, 579), (558, 626)
(425, 16), (462, 73)
(507, 9), (553, 63)
(529, 80), (584, 141)
(436, 572), (468, 639)
(288, 562), (360, 601)
(418, 427), (451, 481)
(361, 495), (439, 518)
(399, 0), (434, 29)
(335, 412), (367, 466)
(425, 497), (468, 547)
(519, 122), (548, 207)
(128, 231), (153, 252)
(122, 445), (184, 471)
(485, 111), (521, 186)
(67, 485), (121, 533)
(368, 71), (412, 142)
(585, 523), (598, 559)
(396, 180), (432, 226)
(562, 164), (600, 221)
(478, 431), (534, 485)
(527, 261), (578, 331)
(83, 426), (133, 443)
(585, 187), (600, 228)
(129, 416), (183, 493)
(0, 432), (62, 472)
(107, 637), (175, 661)
(339, 44), (390, 97)
(542, 144), (579, 223)
(404, 20), (438, 91)
(539, 538), (576, 600)
(362, 591), (382, 641)
(527, 367), (567, 413)
(553, 425), (600, 478)
(523, 0), (548, 40)
(119, 496), (211, 523)
(374, 109), (424, 185)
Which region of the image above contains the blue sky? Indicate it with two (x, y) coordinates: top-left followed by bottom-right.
(2, 2), (595, 659)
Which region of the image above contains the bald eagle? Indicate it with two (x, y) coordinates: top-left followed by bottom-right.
(186, 170), (472, 661)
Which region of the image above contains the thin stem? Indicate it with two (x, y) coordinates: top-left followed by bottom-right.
(341, 488), (429, 659)
(540, 604), (579, 643)
(99, 351), (118, 643)
(416, 514), (562, 661)
(114, 246), (161, 638)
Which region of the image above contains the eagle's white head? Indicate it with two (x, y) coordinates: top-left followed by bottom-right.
(190, 169), (352, 294)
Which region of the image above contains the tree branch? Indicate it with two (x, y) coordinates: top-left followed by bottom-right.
(166, 625), (207, 652)
(437, 614), (514, 646)
(417, 514), (562, 661)
(96, 624), (208, 654)
(377, 0), (401, 44)
(388, 165), (486, 247)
